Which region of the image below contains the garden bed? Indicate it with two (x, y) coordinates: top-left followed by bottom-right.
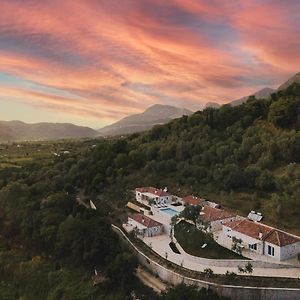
(175, 221), (245, 259)
(169, 242), (181, 254)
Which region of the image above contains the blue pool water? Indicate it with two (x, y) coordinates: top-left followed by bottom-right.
(160, 208), (179, 217)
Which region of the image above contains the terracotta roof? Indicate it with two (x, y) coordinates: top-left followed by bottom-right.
(264, 228), (300, 247)
(182, 195), (205, 206)
(224, 219), (300, 247)
(200, 206), (235, 222)
(129, 213), (163, 228)
(135, 187), (169, 197)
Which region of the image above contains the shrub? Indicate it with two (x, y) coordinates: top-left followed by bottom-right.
(238, 262), (253, 274)
(203, 268), (214, 278)
(244, 262), (253, 274)
(225, 271), (237, 280)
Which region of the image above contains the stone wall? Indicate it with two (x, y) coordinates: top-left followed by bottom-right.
(280, 242), (300, 261)
(112, 225), (300, 300)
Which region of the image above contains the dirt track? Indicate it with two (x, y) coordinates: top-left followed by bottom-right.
(136, 266), (167, 294)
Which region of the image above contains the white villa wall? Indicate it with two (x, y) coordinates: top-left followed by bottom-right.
(159, 195), (171, 204)
(128, 218), (147, 235)
(264, 241), (281, 260)
(147, 225), (164, 237)
(136, 191), (142, 202)
(128, 217), (163, 237)
(136, 190), (171, 205)
(223, 225), (264, 255)
(280, 242), (300, 261)
(223, 225), (300, 261)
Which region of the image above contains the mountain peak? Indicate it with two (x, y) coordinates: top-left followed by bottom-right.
(98, 104), (193, 136)
(230, 87), (275, 106)
(143, 104), (192, 116)
(204, 102), (221, 109)
(0, 121), (98, 142)
(278, 72), (300, 91)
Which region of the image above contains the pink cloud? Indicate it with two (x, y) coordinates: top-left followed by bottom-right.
(0, 0), (299, 125)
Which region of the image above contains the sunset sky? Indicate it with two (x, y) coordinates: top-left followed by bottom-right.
(1, 0), (299, 128)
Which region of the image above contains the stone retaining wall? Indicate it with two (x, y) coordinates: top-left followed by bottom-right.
(112, 225), (300, 300)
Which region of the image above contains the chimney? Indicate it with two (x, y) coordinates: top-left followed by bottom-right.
(259, 232), (263, 239)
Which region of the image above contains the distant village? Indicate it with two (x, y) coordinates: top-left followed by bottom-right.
(123, 187), (300, 263)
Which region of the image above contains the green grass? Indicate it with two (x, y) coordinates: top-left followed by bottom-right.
(175, 221), (245, 260)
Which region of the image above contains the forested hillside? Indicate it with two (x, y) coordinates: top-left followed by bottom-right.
(80, 83), (300, 231)
(0, 83), (299, 299)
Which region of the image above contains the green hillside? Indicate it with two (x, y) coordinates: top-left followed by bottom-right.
(82, 82), (300, 231)
(0, 83), (299, 299)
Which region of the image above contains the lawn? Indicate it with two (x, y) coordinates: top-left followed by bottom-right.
(175, 221), (245, 260)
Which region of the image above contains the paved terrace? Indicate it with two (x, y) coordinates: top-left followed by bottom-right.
(142, 234), (300, 278)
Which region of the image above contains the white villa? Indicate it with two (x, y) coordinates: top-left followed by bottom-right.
(223, 219), (300, 261)
(127, 213), (164, 238)
(130, 186), (300, 264)
(135, 187), (171, 205)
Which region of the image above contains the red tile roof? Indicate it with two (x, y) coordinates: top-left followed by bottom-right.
(200, 206), (235, 222)
(182, 195), (205, 206)
(129, 213), (163, 228)
(224, 219), (300, 247)
(135, 187), (169, 197)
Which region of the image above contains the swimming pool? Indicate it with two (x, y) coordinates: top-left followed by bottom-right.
(160, 208), (180, 217)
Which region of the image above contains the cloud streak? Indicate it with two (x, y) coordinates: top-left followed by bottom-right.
(0, 0), (299, 126)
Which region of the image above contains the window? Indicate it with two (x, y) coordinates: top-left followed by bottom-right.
(267, 245), (275, 256)
(249, 243), (257, 251)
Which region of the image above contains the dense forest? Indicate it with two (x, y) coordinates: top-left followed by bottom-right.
(0, 83), (299, 299)
(83, 82), (300, 230)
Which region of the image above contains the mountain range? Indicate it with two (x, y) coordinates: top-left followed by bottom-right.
(0, 121), (98, 142)
(229, 87), (276, 107)
(206, 72), (300, 108)
(0, 72), (299, 141)
(97, 104), (193, 136)
(278, 72), (300, 91)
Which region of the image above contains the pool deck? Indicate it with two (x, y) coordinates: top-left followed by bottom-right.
(149, 204), (184, 226)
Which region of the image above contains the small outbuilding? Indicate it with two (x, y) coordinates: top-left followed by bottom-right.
(127, 213), (164, 237)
